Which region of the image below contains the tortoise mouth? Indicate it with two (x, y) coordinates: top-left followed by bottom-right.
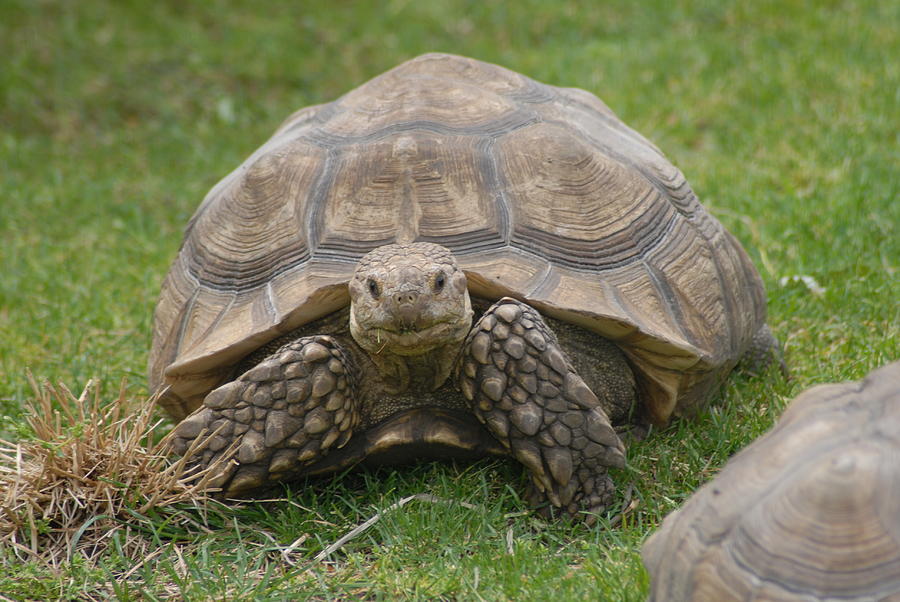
(369, 320), (467, 354)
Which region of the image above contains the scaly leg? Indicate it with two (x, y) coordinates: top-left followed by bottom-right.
(170, 335), (359, 497)
(457, 298), (626, 522)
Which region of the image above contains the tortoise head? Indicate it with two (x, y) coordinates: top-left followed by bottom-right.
(349, 242), (473, 358)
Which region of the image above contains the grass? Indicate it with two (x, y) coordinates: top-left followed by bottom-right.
(0, 379), (236, 572)
(1, 0), (897, 599)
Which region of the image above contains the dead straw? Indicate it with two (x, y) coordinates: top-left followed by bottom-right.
(0, 376), (233, 568)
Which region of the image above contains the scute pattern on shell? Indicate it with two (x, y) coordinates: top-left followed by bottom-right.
(149, 53), (769, 423)
(642, 360), (900, 601)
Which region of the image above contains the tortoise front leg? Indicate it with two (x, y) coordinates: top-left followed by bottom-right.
(458, 298), (626, 522)
(170, 335), (359, 497)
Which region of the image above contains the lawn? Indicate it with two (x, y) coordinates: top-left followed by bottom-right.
(1, 0), (897, 599)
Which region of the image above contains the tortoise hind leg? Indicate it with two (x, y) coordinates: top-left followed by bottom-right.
(458, 298), (627, 523)
(170, 335), (359, 497)
(739, 324), (788, 377)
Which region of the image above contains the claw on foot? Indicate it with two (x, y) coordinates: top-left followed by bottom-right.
(171, 335), (358, 496)
(459, 298), (625, 521)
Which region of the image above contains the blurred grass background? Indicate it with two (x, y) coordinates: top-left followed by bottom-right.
(1, 0), (897, 599)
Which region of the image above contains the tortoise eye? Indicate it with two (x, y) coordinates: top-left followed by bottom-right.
(433, 271), (446, 292)
(367, 278), (380, 298)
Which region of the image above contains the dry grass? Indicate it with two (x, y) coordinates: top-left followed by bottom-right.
(0, 376), (232, 569)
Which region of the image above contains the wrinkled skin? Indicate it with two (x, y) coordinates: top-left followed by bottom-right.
(348, 243), (473, 393)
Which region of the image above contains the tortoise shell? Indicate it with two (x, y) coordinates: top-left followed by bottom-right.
(642, 360), (900, 600)
(149, 53), (768, 424)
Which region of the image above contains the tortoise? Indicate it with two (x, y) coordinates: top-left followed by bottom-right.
(149, 53), (778, 520)
(643, 360), (900, 600)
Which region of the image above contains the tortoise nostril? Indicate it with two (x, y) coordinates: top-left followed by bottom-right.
(395, 291), (418, 306)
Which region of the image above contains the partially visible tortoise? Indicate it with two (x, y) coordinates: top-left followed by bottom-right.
(149, 53), (778, 520)
(643, 360), (900, 600)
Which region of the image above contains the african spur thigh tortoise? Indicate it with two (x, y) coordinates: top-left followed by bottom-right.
(149, 53), (778, 520)
(643, 360), (900, 600)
